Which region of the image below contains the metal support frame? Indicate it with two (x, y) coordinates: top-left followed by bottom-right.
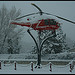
(27, 29), (55, 68)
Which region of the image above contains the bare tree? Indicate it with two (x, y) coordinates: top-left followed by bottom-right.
(0, 4), (22, 54)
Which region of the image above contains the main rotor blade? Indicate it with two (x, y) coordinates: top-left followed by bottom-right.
(55, 16), (75, 24)
(43, 12), (75, 24)
(15, 12), (39, 20)
(31, 3), (43, 15)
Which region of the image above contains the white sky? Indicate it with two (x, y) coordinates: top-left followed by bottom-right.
(0, 1), (75, 52)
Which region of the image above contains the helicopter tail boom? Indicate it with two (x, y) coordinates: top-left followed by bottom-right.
(10, 22), (31, 27)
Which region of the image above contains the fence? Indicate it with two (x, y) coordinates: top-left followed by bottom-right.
(0, 59), (74, 72)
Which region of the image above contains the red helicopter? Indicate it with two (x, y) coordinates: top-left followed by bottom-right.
(10, 3), (75, 33)
(11, 18), (60, 31)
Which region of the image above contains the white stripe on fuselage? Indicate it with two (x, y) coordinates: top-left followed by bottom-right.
(36, 20), (49, 28)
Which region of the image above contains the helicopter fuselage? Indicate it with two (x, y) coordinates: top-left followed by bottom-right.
(11, 19), (60, 31)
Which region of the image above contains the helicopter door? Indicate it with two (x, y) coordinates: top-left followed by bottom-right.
(50, 19), (56, 25)
(44, 19), (49, 25)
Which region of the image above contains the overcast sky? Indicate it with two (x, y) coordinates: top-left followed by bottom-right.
(0, 1), (75, 52)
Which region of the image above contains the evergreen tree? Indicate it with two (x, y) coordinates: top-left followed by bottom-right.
(32, 25), (68, 55)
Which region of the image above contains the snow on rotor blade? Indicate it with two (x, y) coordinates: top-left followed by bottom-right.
(43, 12), (75, 24)
(55, 16), (75, 24)
(31, 3), (43, 15)
(15, 12), (39, 20)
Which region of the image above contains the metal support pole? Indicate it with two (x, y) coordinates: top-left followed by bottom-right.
(14, 61), (16, 70)
(31, 62), (33, 71)
(0, 61), (1, 69)
(27, 29), (55, 68)
(27, 29), (40, 68)
(37, 30), (41, 68)
(50, 62), (52, 72)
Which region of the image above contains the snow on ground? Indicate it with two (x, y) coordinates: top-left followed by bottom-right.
(0, 54), (75, 74)
(0, 60), (75, 74)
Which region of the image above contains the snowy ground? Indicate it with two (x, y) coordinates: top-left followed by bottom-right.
(0, 60), (75, 74)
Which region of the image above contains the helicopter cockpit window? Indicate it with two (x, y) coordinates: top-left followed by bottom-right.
(44, 20), (49, 25)
(50, 19), (57, 25)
